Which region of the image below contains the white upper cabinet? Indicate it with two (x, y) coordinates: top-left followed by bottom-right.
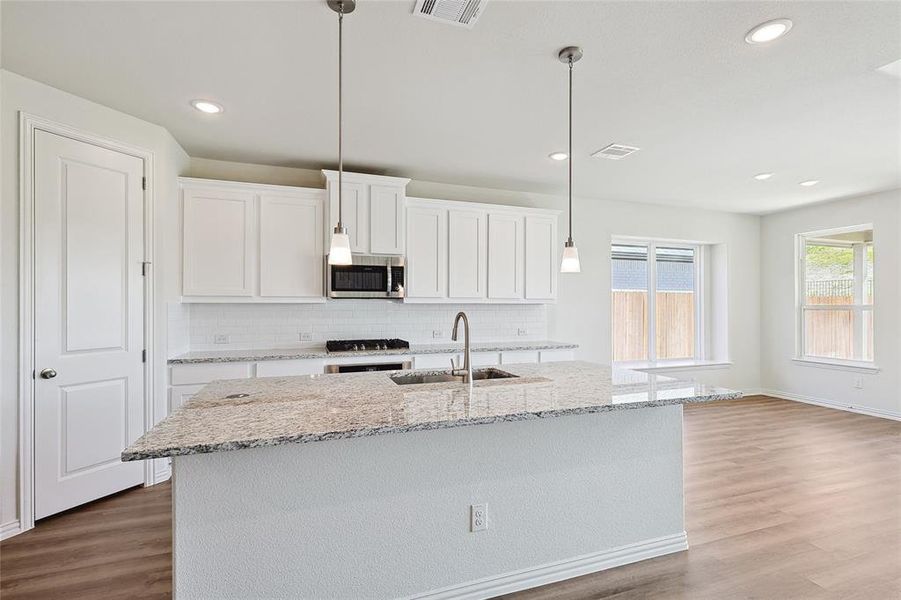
(181, 178), (326, 302)
(259, 192), (324, 298)
(525, 215), (558, 300)
(405, 197), (558, 304)
(323, 171), (409, 256)
(183, 186), (255, 296)
(487, 212), (524, 299)
(448, 208), (487, 299)
(369, 185), (405, 254)
(406, 203), (447, 298)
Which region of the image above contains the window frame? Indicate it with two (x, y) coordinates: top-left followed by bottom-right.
(611, 238), (705, 366)
(795, 224), (875, 369)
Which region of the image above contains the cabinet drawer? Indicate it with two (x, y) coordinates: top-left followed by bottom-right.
(471, 352), (501, 367)
(169, 384), (205, 411)
(500, 351), (539, 365)
(170, 362), (254, 386)
(414, 354), (458, 369)
(256, 360), (325, 377)
(539, 350), (575, 362)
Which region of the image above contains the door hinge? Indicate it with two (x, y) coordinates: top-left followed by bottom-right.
(142, 350), (147, 363)
(141, 262), (150, 276)
(142, 176), (147, 190)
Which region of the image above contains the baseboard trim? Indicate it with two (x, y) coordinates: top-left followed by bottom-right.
(410, 531), (689, 600)
(763, 389), (901, 422)
(1, 519), (23, 540)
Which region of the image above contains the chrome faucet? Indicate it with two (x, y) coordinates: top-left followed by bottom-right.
(451, 311), (473, 384)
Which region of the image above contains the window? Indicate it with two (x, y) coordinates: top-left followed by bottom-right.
(798, 226), (874, 365)
(612, 241), (701, 364)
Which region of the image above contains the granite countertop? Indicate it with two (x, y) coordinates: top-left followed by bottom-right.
(167, 340), (578, 364)
(123, 361), (741, 461)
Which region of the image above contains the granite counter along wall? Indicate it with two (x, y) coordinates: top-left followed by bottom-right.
(169, 301), (548, 354)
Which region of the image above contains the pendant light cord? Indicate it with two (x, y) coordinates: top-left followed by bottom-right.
(567, 57), (573, 245)
(337, 6), (344, 228)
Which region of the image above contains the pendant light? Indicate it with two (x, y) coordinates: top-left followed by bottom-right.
(559, 46), (582, 273)
(327, 0), (355, 266)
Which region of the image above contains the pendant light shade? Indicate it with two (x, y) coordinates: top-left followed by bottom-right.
(326, 0), (355, 266)
(561, 241), (581, 273)
(559, 46), (582, 274)
(328, 227), (352, 265)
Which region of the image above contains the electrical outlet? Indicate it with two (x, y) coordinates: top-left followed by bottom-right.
(517, 328), (527, 336)
(854, 376), (863, 389)
(470, 503), (488, 532)
(432, 330), (443, 339)
(299, 332), (314, 342)
(214, 334), (229, 344)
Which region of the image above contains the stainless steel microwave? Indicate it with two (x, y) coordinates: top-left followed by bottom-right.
(327, 255), (405, 299)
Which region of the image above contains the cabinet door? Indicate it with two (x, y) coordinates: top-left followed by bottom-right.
(329, 182), (368, 253)
(448, 208), (487, 299)
(487, 212), (524, 299)
(406, 206), (447, 298)
(183, 187), (254, 296)
(524, 215), (558, 300)
(369, 185), (405, 255)
(259, 193), (324, 298)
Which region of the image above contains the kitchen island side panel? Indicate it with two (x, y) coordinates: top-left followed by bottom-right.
(172, 405), (684, 599)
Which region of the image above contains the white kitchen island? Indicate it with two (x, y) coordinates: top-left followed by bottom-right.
(123, 362), (740, 599)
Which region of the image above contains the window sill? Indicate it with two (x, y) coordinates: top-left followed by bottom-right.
(792, 358), (880, 374)
(616, 360), (733, 374)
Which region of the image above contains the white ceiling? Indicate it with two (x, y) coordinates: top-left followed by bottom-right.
(3, 1), (900, 214)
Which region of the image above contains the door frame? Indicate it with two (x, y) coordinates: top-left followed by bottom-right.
(17, 112), (156, 534)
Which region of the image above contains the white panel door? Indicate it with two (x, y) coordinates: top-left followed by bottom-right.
(329, 182), (368, 253)
(525, 215), (558, 300)
(259, 193), (324, 297)
(487, 212), (524, 299)
(33, 130), (145, 519)
(369, 185), (405, 255)
(448, 208), (487, 299)
(406, 205), (447, 298)
(183, 186), (254, 296)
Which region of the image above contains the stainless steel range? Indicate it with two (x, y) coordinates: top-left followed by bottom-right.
(324, 338), (411, 373)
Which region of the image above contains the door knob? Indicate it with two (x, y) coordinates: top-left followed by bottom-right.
(40, 368), (57, 379)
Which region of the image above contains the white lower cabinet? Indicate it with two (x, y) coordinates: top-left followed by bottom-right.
(472, 352), (501, 367)
(500, 350), (540, 365)
(169, 384), (205, 412)
(255, 360), (326, 377)
(539, 349), (575, 362)
(414, 354), (457, 370)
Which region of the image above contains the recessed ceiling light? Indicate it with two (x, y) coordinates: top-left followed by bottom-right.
(745, 19), (793, 44)
(799, 180), (819, 187)
(549, 152), (568, 161)
(191, 99), (223, 114)
(754, 172), (774, 181)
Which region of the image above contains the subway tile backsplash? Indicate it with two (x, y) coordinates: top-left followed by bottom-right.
(173, 301), (547, 354)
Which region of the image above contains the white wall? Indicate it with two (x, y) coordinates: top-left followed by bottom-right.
(760, 189), (901, 418)
(0, 69), (190, 530)
(187, 158), (763, 392)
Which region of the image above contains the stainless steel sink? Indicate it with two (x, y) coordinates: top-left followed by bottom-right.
(390, 368), (518, 385)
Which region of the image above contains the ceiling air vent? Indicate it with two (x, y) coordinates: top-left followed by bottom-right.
(413, 0), (486, 29)
(591, 144), (640, 160)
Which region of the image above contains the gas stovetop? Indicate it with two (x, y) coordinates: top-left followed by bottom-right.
(325, 338), (410, 353)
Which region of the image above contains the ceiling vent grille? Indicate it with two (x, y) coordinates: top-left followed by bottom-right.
(413, 0), (486, 29)
(591, 144), (641, 160)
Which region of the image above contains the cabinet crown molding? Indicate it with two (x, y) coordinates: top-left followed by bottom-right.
(321, 170), (411, 187)
(406, 196), (561, 216)
(179, 176), (326, 196)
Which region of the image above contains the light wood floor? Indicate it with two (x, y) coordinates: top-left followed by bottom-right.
(1, 396), (899, 599)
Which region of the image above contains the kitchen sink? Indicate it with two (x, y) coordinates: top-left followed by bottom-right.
(390, 368), (518, 385)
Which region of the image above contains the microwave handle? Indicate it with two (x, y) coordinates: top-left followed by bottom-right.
(386, 260), (392, 293)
